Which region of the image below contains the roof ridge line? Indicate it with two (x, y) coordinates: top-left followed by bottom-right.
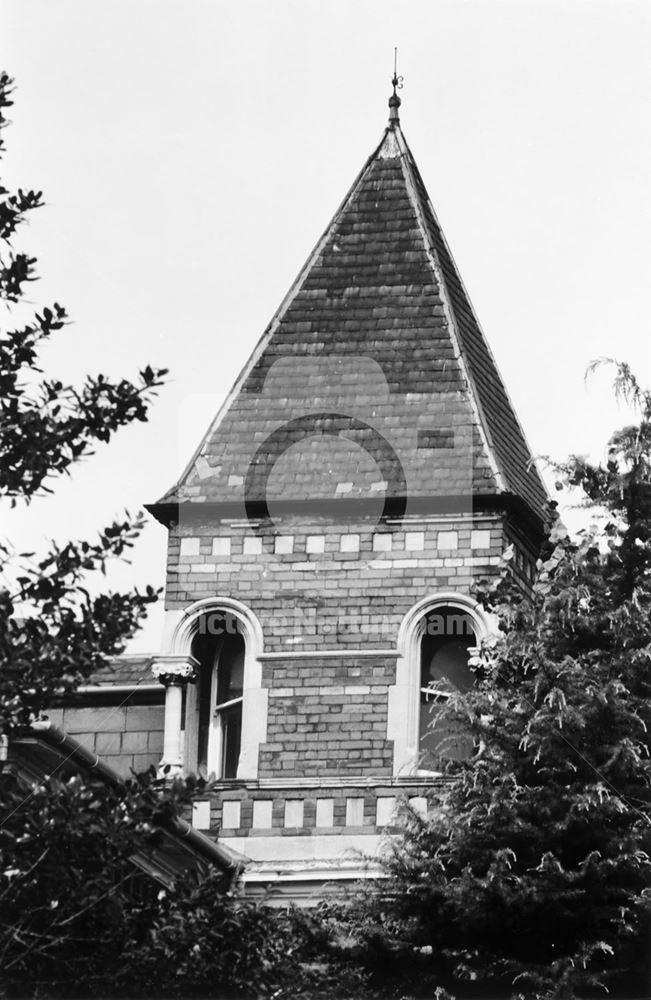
(393, 126), (506, 494)
(159, 129), (394, 503)
(399, 134), (549, 507)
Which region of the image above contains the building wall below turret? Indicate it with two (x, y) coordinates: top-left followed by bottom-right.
(44, 700), (164, 779)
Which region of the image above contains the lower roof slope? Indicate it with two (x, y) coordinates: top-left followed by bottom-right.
(8, 722), (246, 888)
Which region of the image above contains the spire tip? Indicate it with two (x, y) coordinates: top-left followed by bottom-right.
(389, 48), (403, 126)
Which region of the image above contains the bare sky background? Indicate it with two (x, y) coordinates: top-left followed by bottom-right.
(2, 0), (650, 652)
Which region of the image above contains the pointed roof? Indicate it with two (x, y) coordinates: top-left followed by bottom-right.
(155, 93), (548, 528)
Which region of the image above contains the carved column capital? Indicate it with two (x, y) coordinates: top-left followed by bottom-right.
(151, 654), (199, 687)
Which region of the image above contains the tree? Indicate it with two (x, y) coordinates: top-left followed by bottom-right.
(0, 70), (167, 735)
(1, 757), (354, 998)
(373, 363), (651, 998)
(0, 66), (169, 991)
(0, 766), (188, 991)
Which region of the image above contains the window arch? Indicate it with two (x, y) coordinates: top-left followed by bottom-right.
(388, 593), (490, 776)
(170, 598), (266, 780)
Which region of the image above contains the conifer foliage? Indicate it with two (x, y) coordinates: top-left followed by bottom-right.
(378, 364), (651, 997)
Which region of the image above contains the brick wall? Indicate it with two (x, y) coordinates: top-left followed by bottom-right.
(191, 782), (433, 837)
(259, 654), (395, 778)
(503, 518), (539, 590)
(167, 511), (505, 652)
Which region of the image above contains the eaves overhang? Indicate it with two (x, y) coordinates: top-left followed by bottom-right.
(146, 492), (547, 542)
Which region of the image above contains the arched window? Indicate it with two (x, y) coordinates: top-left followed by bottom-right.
(389, 593), (490, 777)
(418, 606), (476, 769)
(167, 598), (266, 780)
(192, 621), (245, 779)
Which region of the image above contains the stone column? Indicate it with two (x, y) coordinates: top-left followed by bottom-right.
(152, 655), (198, 777)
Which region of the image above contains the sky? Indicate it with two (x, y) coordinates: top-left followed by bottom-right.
(2, 0), (650, 652)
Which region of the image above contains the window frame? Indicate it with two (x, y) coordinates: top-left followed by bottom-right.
(168, 597), (266, 780)
(388, 592), (490, 777)
(208, 629), (245, 780)
(418, 618), (478, 770)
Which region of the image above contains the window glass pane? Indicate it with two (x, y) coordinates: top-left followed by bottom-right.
(419, 608), (476, 767)
(221, 705), (242, 779)
(215, 631), (244, 778)
(216, 634), (244, 704)
(192, 629), (223, 773)
(421, 636), (475, 694)
(419, 702), (474, 766)
(197, 668), (212, 771)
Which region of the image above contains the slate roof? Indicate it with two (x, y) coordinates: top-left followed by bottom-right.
(9, 723), (246, 888)
(85, 655), (153, 687)
(158, 102), (547, 526)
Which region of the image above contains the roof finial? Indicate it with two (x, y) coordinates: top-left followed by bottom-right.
(389, 47), (403, 127)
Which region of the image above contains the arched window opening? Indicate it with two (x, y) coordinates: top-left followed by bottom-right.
(191, 615), (245, 779)
(418, 606), (477, 769)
